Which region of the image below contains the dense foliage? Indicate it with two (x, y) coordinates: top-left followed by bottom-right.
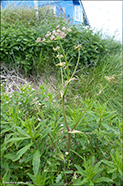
(1, 83), (122, 185)
(1, 5), (121, 74)
(1, 4), (122, 186)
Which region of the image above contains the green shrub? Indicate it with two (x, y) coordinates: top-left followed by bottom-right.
(1, 5), (121, 75)
(1, 5), (69, 74)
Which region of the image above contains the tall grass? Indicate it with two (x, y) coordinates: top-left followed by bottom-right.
(69, 51), (122, 118)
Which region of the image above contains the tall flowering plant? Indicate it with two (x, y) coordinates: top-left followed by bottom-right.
(36, 25), (102, 157)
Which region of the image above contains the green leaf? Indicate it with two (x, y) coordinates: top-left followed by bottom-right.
(74, 164), (87, 177)
(102, 160), (114, 167)
(118, 167), (122, 176)
(27, 173), (37, 186)
(80, 178), (89, 185)
(4, 152), (16, 160)
(108, 168), (117, 174)
(14, 143), (32, 161)
(2, 170), (11, 182)
(32, 150), (41, 176)
(58, 152), (64, 161)
(5, 137), (30, 144)
(16, 126), (31, 138)
(56, 174), (62, 183)
(89, 181), (94, 186)
(95, 177), (113, 183)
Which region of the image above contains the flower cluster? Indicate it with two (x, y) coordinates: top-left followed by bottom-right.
(104, 75), (118, 83)
(53, 46), (60, 51)
(35, 25), (72, 43)
(74, 44), (82, 51)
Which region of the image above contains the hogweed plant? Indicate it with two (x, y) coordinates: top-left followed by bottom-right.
(36, 25), (103, 156)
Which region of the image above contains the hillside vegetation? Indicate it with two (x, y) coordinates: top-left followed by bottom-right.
(1, 5), (122, 186)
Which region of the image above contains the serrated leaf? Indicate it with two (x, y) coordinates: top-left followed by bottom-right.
(14, 143), (32, 161)
(32, 150), (41, 176)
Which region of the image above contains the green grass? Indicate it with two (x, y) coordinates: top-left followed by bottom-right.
(69, 52), (122, 118)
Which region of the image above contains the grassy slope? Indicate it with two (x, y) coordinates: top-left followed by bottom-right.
(1, 4), (122, 118)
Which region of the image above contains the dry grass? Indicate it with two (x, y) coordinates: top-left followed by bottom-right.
(1, 63), (57, 96)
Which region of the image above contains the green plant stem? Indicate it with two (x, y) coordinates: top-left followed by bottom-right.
(59, 56), (64, 87)
(67, 133), (71, 152)
(62, 95), (71, 153)
(61, 67), (63, 87)
(62, 96), (69, 131)
(71, 50), (80, 79)
(58, 40), (70, 80)
(48, 133), (56, 149)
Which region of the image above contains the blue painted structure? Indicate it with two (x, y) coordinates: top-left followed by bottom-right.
(1, 0), (89, 26)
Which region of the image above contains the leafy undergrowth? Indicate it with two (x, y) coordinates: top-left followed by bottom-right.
(1, 83), (122, 186)
(68, 52), (122, 118)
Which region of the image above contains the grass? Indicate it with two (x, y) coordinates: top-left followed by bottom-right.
(65, 51), (122, 119)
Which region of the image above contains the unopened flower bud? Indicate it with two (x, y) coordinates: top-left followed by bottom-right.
(56, 25), (60, 29)
(57, 29), (61, 33)
(50, 35), (55, 40)
(62, 27), (66, 31)
(74, 44), (82, 50)
(35, 37), (41, 43)
(41, 38), (46, 43)
(53, 46), (60, 51)
(67, 28), (72, 32)
(56, 62), (66, 67)
(65, 152), (69, 155)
